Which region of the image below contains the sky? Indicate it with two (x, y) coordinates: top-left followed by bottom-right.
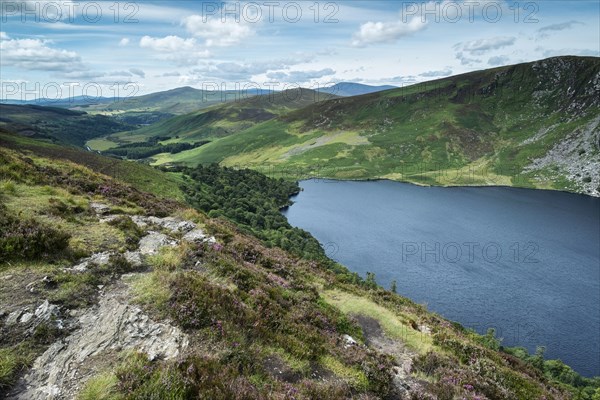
(1, 0), (599, 100)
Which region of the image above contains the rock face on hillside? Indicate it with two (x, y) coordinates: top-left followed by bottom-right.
(525, 116), (600, 196)
(5, 205), (217, 400)
(8, 281), (189, 400)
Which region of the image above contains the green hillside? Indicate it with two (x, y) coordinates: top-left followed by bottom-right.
(2, 135), (599, 399)
(127, 56), (599, 196)
(0, 104), (134, 147)
(88, 88), (338, 152)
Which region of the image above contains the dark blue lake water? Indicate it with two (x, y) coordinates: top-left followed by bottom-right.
(282, 180), (600, 377)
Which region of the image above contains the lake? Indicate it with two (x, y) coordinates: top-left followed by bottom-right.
(282, 180), (600, 377)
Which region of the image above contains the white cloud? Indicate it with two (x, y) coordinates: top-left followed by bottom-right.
(455, 37), (516, 56)
(0, 37), (85, 72)
(419, 68), (452, 77)
(0, 32), (10, 40)
(541, 48), (600, 58)
(488, 55), (510, 66)
(139, 35), (211, 66)
(352, 17), (426, 47)
(538, 20), (583, 33)
(189, 55), (316, 81)
(455, 52), (481, 66)
(266, 68), (336, 83)
(183, 15), (254, 47)
(129, 68), (145, 78)
(157, 71), (181, 77)
(140, 35), (198, 52)
(119, 38), (130, 47)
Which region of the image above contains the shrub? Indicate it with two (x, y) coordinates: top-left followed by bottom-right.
(107, 215), (144, 251)
(413, 351), (449, 376)
(0, 205), (70, 261)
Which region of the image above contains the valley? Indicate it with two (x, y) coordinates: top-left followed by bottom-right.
(84, 56), (600, 197)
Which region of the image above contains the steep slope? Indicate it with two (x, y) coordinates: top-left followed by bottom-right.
(0, 104), (133, 147)
(1, 135), (598, 399)
(156, 56), (599, 196)
(319, 82), (397, 97)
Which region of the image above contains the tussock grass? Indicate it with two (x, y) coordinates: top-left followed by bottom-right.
(77, 372), (120, 400)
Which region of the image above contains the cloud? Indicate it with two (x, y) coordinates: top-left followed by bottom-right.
(139, 35), (211, 66)
(454, 36), (516, 56)
(189, 55), (315, 81)
(129, 68), (145, 78)
(419, 68), (452, 77)
(455, 52), (481, 66)
(538, 20), (583, 33)
(0, 37), (85, 72)
(488, 55), (510, 66)
(183, 15), (254, 47)
(119, 38), (130, 47)
(541, 48), (600, 58)
(0, 32), (9, 40)
(386, 75), (418, 84)
(140, 35), (198, 52)
(266, 68), (336, 83)
(352, 17), (426, 47)
(157, 71), (181, 77)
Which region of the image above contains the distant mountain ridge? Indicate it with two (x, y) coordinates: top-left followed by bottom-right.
(319, 82), (397, 97)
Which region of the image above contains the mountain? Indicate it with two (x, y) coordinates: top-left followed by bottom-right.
(74, 86), (275, 126)
(140, 56), (599, 196)
(2, 95), (116, 108)
(0, 103), (134, 146)
(319, 82), (397, 96)
(1, 131), (597, 399)
(87, 88), (339, 154)
(87, 86), (271, 114)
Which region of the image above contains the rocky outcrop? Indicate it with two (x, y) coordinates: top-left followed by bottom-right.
(5, 206), (215, 400)
(8, 278), (189, 400)
(524, 116), (600, 196)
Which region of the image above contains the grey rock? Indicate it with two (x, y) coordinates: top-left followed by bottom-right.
(89, 202), (111, 215)
(124, 251), (143, 267)
(343, 334), (357, 347)
(71, 251), (113, 272)
(147, 216), (196, 233)
(182, 229), (207, 242)
(34, 300), (59, 321)
(9, 286), (188, 400)
(6, 309), (24, 326)
(20, 312), (34, 324)
(131, 215), (149, 229)
(131, 216), (196, 233)
(138, 232), (177, 255)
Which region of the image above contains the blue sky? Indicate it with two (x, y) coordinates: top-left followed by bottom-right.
(1, 0), (599, 99)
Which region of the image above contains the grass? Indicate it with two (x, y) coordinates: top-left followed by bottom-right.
(320, 355), (369, 389)
(0, 344), (39, 392)
(147, 246), (186, 271)
(0, 132), (186, 202)
(86, 137), (120, 151)
(322, 289), (434, 354)
(128, 271), (172, 312)
(77, 372), (121, 400)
